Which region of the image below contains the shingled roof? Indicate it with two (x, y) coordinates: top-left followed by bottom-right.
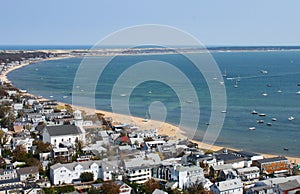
(45, 125), (82, 136)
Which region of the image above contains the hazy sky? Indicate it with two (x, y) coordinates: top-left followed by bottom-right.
(1, 0), (300, 46)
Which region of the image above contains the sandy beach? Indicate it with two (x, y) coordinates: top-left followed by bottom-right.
(2, 54), (299, 164)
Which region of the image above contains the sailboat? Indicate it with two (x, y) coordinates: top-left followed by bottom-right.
(234, 80), (238, 88)
(143, 112), (150, 122)
(223, 69), (227, 77)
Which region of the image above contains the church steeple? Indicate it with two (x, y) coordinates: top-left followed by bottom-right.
(74, 109), (83, 127)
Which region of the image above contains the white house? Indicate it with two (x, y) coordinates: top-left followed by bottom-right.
(16, 166), (39, 182)
(124, 153), (161, 184)
(11, 137), (35, 153)
(50, 160), (101, 185)
(13, 103), (23, 111)
(210, 178), (243, 194)
(99, 160), (121, 181)
(170, 165), (205, 189)
(237, 166), (260, 181)
(42, 125), (84, 148)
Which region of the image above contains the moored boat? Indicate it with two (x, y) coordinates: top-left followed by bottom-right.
(257, 120), (264, 123)
(251, 110), (258, 114)
(249, 127), (256, 130)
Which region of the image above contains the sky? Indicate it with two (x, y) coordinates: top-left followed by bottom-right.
(1, 0), (300, 46)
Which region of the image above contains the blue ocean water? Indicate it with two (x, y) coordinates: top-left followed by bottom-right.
(7, 51), (300, 157)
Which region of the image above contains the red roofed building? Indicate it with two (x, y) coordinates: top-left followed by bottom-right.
(115, 135), (130, 145)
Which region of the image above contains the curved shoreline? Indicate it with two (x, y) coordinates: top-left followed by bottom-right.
(3, 55), (300, 164)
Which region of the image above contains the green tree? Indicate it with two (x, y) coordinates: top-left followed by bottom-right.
(80, 172), (94, 182)
(88, 187), (101, 194)
(0, 105), (15, 127)
(100, 181), (120, 194)
(186, 182), (212, 194)
(0, 130), (9, 147)
(35, 141), (52, 153)
(145, 178), (160, 194)
(12, 145), (28, 162)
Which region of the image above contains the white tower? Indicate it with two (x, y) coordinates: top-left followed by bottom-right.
(74, 109), (83, 127)
(73, 109), (86, 144)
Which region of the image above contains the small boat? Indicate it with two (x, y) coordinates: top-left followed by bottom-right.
(49, 95), (54, 98)
(251, 110), (258, 114)
(266, 83), (272, 87)
(272, 118), (277, 121)
(148, 90), (152, 94)
(266, 123), (272, 126)
(120, 93), (127, 97)
(259, 113), (266, 117)
(234, 80), (238, 88)
(296, 91), (300, 94)
(284, 148), (289, 151)
(223, 69), (227, 77)
(257, 120), (264, 123)
(262, 91), (268, 96)
(186, 100), (193, 104)
(221, 110), (227, 113)
(62, 96), (68, 99)
(249, 127), (256, 130)
(219, 81), (224, 85)
(288, 116), (295, 121)
(260, 70), (268, 74)
(297, 83), (300, 86)
(277, 89), (282, 93)
(143, 112), (149, 122)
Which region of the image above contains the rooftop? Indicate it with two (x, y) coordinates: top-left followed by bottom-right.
(256, 156), (288, 164)
(45, 125), (82, 136)
(215, 178), (243, 191)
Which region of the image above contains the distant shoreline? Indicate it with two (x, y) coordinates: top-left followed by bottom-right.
(3, 50), (300, 164)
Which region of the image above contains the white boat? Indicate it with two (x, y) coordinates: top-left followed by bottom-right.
(262, 91), (268, 96)
(259, 113), (266, 117)
(120, 93), (127, 97)
(260, 70), (268, 74)
(223, 69), (227, 77)
(257, 120), (264, 123)
(221, 110), (227, 113)
(249, 127), (256, 130)
(148, 90), (152, 94)
(277, 89), (282, 93)
(296, 91), (300, 94)
(272, 118), (277, 121)
(234, 80), (238, 88)
(143, 112), (150, 122)
(49, 95), (54, 98)
(288, 116), (295, 121)
(251, 110), (258, 114)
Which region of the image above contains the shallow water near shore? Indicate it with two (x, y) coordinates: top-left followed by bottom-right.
(8, 50), (300, 157)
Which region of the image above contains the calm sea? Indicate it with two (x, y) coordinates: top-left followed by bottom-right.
(7, 50), (300, 157)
